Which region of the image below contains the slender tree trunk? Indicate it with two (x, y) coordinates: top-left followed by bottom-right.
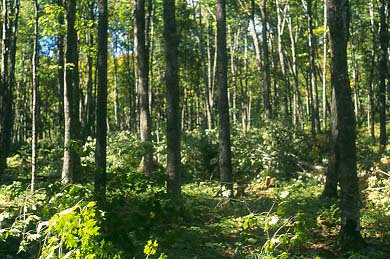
(368, 1), (375, 141)
(206, 15), (215, 129)
(351, 39), (359, 121)
(307, 0), (320, 134)
(288, 14), (300, 127)
(62, 0), (80, 184)
(82, 2), (95, 140)
(57, 0), (65, 134)
(379, 0), (387, 148)
(95, 0), (108, 203)
(322, 0), (327, 130)
(276, 0), (288, 117)
(113, 38), (120, 130)
(270, 32), (278, 117)
(323, 87), (337, 198)
(260, 0), (272, 119)
(0, 0), (9, 175)
(31, 0), (39, 193)
(241, 35), (250, 132)
(190, 0), (212, 129)
(135, 0), (154, 175)
(327, 0), (364, 249)
(228, 25), (240, 126)
(163, 0), (181, 200)
(248, 9), (264, 119)
(146, 0), (153, 121)
(216, 0), (233, 197)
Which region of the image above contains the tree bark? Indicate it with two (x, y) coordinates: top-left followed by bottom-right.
(367, 0), (375, 141)
(31, 0), (39, 193)
(113, 38), (120, 130)
(135, 0), (154, 176)
(307, 0), (321, 134)
(276, 0), (288, 117)
(62, 0), (81, 184)
(260, 0), (272, 119)
(57, 0), (65, 134)
(216, 0), (233, 197)
(323, 87), (337, 198)
(163, 0), (181, 200)
(0, 0), (9, 175)
(379, 0), (387, 148)
(327, 0), (364, 250)
(287, 13), (301, 127)
(190, 0), (213, 130)
(322, 0), (327, 130)
(82, 2), (95, 141)
(0, 0), (18, 176)
(95, 0), (108, 203)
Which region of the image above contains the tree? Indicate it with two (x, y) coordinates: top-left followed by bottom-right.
(163, 0), (181, 200)
(31, 0), (39, 193)
(0, 0), (10, 176)
(216, 0), (233, 197)
(82, 1), (96, 141)
(378, 0), (387, 148)
(94, 0), (108, 202)
(327, 0), (364, 250)
(62, 0), (81, 184)
(322, 0), (328, 130)
(0, 0), (19, 176)
(260, 0), (272, 120)
(135, 0), (154, 176)
(306, 0), (321, 135)
(57, 0), (65, 133)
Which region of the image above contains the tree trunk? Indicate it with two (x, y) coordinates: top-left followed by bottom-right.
(190, 0), (213, 130)
(327, 0), (364, 250)
(62, 0), (81, 184)
(206, 14), (215, 130)
(323, 87), (337, 198)
(163, 0), (181, 200)
(57, 0), (65, 134)
(31, 0), (39, 193)
(260, 0), (272, 119)
(0, 0), (9, 175)
(307, 0), (320, 134)
(379, 0), (387, 148)
(367, 0), (375, 141)
(82, 2), (95, 141)
(228, 25), (240, 126)
(95, 0), (108, 203)
(287, 13), (301, 127)
(0, 0), (20, 175)
(135, 0), (154, 176)
(216, 0), (233, 197)
(322, 0), (327, 130)
(113, 38), (120, 130)
(276, 0), (288, 117)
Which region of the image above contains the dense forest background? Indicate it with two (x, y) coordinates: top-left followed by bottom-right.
(1, 0), (390, 258)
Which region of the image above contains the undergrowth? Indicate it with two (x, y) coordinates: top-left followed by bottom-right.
(0, 123), (390, 258)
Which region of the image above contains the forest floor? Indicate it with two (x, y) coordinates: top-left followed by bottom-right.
(1, 128), (390, 259)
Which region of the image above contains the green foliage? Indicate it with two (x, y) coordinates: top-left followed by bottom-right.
(44, 184), (94, 216)
(143, 239), (167, 259)
(39, 201), (120, 259)
(39, 4), (65, 36)
(3, 120), (390, 259)
(232, 122), (313, 185)
(181, 129), (218, 181)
